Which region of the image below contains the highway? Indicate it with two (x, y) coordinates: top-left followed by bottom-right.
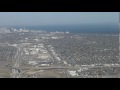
(44, 44), (61, 66)
(11, 47), (21, 78)
(18, 64), (120, 70)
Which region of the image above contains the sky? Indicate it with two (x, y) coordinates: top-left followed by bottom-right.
(0, 12), (119, 26)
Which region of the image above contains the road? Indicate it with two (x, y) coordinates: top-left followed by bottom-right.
(44, 44), (61, 66)
(19, 64), (120, 70)
(11, 47), (21, 78)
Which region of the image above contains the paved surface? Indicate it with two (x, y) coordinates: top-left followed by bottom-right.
(11, 47), (21, 78)
(17, 65), (120, 70)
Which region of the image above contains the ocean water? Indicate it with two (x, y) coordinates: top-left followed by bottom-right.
(13, 24), (119, 33)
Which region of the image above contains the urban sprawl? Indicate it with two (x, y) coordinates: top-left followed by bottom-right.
(0, 27), (119, 78)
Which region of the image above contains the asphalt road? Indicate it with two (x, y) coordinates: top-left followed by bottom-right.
(44, 44), (60, 65)
(19, 64), (120, 70)
(11, 47), (21, 78)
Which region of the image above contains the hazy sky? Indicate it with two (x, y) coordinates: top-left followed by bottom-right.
(0, 12), (119, 26)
